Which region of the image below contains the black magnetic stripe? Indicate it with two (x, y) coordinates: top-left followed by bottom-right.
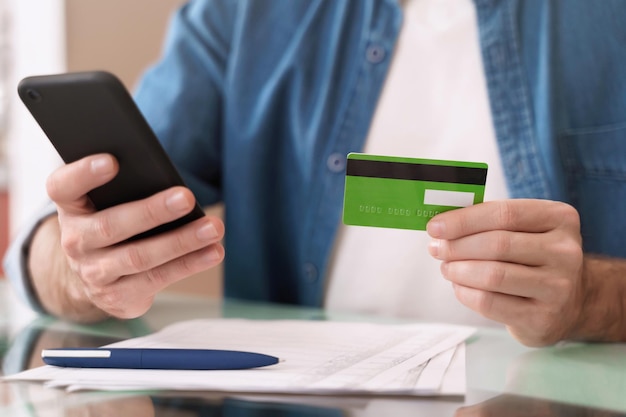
(346, 159), (487, 185)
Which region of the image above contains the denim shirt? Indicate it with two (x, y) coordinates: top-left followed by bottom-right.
(5, 0), (626, 312)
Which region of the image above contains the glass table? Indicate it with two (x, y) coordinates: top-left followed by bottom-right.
(2, 280), (625, 417)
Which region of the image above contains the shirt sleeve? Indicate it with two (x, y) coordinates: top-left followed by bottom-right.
(133, 0), (237, 207)
(2, 202), (58, 314)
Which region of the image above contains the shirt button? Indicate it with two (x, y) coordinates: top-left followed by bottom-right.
(326, 153), (346, 173)
(366, 44), (386, 64)
(303, 263), (318, 283)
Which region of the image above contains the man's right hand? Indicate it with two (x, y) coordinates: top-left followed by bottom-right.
(29, 153), (225, 322)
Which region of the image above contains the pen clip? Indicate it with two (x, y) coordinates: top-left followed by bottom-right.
(42, 349), (112, 358)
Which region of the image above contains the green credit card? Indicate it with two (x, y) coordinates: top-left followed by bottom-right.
(342, 153), (488, 230)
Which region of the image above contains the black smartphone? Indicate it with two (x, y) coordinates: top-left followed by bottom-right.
(18, 70), (205, 240)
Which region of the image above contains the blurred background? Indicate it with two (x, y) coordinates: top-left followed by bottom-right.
(0, 0), (222, 297)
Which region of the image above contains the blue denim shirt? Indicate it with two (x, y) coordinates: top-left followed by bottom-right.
(5, 0), (626, 312)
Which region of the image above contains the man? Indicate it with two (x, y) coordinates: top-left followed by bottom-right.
(5, 0), (626, 347)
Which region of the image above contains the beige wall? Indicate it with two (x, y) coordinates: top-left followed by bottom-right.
(65, 0), (223, 297)
(66, 0), (182, 89)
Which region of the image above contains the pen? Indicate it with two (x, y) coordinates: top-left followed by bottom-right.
(41, 348), (280, 370)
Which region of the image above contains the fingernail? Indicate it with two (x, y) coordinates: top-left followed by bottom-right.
(196, 223), (218, 241)
(428, 239), (441, 258)
(427, 220), (444, 238)
(166, 191), (190, 212)
(440, 262), (449, 276)
(204, 247), (221, 262)
(90, 156), (113, 176)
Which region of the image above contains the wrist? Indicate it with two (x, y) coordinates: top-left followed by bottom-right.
(571, 255), (626, 342)
(28, 215), (109, 323)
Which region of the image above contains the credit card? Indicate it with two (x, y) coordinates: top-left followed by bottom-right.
(342, 153), (488, 230)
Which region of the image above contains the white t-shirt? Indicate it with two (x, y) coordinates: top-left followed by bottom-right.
(324, 0), (508, 327)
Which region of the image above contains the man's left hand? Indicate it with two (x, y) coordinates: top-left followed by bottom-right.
(427, 199), (584, 347)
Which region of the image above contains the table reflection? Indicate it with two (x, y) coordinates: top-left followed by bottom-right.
(58, 392), (626, 417)
(455, 393), (626, 417)
(2, 316), (626, 417)
(2, 316), (145, 375)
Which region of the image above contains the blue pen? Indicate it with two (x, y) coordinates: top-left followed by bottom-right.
(41, 348), (280, 370)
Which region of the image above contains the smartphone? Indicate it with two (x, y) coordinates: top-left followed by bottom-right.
(18, 70), (205, 240)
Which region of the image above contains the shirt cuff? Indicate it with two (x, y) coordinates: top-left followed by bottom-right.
(3, 202), (58, 314)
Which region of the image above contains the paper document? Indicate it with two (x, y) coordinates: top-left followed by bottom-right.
(5, 319), (474, 396)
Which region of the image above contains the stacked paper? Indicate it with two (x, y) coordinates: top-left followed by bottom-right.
(5, 319), (474, 396)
